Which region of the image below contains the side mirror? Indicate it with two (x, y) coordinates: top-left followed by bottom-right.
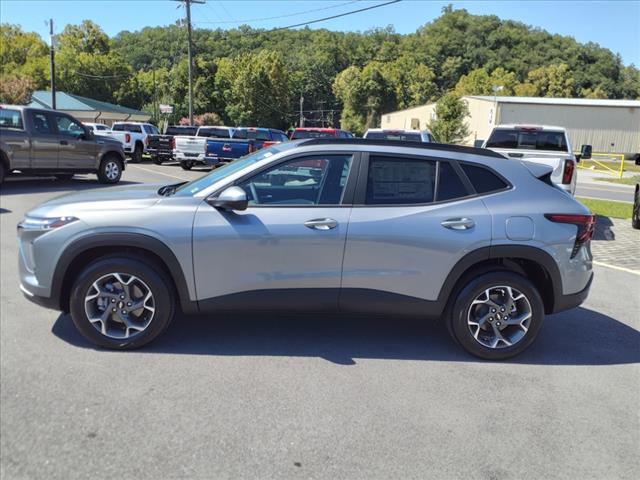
(580, 144), (592, 160)
(207, 186), (248, 211)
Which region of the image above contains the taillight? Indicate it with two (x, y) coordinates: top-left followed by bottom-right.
(562, 159), (575, 184)
(545, 214), (596, 258)
(125, 133), (131, 143)
(170, 137), (176, 150)
(248, 143), (255, 153)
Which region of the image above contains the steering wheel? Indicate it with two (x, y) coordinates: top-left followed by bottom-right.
(249, 183), (260, 205)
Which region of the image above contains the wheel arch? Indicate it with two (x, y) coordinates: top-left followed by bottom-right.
(53, 233), (197, 314)
(438, 245), (562, 315)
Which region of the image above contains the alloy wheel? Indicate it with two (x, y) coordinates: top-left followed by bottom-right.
(84, 272), (155, 339)
(105, 161), (120, 180)
(467, 285), (532, 349)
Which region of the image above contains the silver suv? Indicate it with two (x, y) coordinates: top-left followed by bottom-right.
(18, 139), (594, 359)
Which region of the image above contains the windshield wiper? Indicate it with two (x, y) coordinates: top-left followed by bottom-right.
(158, 182), (187, 196)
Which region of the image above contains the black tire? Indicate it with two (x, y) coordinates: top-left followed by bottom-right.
(96, 155), (123, 184)
(54, 173), (74, 181)
(151, 155), (162, 165)
(632, 185), (640, 230)
(180, 160), (193, 170)
(69, 255), (175, 349)
(0, 161), (5, 184)
(130, 143), (143, 163)
(448, 271), (545, 360)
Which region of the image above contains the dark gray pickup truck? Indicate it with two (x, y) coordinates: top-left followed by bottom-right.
(0, 105), (126, 184)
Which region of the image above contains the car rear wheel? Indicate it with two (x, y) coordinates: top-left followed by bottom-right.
(0, 162), (5, 184)
(97, 156), (123, 184)
(632, 184), (640, 230)
(448, 272), (544, 360)
(69, 256), (175, 349)
(180, 160), (193, 170)
(130, 143), (143, 163)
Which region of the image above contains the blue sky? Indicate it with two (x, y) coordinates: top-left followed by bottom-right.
(1, 0), (639, 65)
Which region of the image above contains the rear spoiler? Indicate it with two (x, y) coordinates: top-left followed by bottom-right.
(520, 161), (554, 178)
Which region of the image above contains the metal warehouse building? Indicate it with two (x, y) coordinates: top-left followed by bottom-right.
(382, 96), (640, 158)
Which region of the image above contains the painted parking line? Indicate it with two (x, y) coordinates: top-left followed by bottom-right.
(129, 164), (193, 181)
(593, 260), (640, 276)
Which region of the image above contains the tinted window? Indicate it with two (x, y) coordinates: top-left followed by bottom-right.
(232, 129), (247, 139)
(485, 129), (568, 152)
(54, 114), (84, 137)
(30, 112), (53, 134)
(166, 126), (197, 136)
(198, 127), (230, 138)
(0, 109), (24, 129)
(278, 133), (289, 142)
(437, 162), (469, 201)
(112, 124), (125, 131)
(366, 131), (422, 142)
(238, 154), (352, 205)
(366, 157), (436, 205)
(461, 164), (508, 194)
(291, 130), (336, 139)
(129, 125), (142, 133)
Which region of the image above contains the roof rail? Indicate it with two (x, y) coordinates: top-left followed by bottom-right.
(297, 138), (506, 159)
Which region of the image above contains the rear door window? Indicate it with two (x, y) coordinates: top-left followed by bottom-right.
(30, 112), (53, 134)
(485, 129), (568, 152)
(366, 156), (436, 205)
(0, 109), (24, 129)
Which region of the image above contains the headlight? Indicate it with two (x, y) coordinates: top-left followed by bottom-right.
(17, 216), (79, 231)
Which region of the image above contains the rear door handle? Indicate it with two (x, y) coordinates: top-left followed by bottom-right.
(304, 218), (338, 230)
(441, 218), (475, 230)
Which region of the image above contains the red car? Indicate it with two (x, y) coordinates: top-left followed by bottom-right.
(290, 127), (353, 139)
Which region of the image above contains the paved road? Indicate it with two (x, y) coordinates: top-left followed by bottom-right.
(576, 181), (635, 203)
(1, 165), (639, 479)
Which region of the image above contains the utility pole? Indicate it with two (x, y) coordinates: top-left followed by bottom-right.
(299, 93), (304, 128)
(48, 19), (56, 109)
(175, 0), (204, 126)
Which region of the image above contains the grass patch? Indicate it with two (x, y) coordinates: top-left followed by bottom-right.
(576, 197), (633, 219)
(580, 159), (640, 174)
(595, 175), (640, 186)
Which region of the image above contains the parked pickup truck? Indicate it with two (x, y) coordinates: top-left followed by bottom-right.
(483, 124), (591, 195)
(0, 105), (126, 184)
(147, 125), (198, 165)
(201, 127), (290, 167)
(84, 122), (130, 148)
(174, 126), (237, 170)
(112, 121), (159, 163)
(234, 127), (288, 149)
(290, 127), (353, 139)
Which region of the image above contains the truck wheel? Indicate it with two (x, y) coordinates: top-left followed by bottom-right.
(448, 271), (544, 360)
(69, 255), (175, 349)
(151, 155), (163, 165)
(97, 155), (123, 184)
(0, 162), (5, 184)
(180, 160), (193, 171)
(130, 143), (143, 163)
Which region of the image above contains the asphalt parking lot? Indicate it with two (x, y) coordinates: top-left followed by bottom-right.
(1, 163), (639, 480)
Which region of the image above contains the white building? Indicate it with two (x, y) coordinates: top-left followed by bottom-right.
(382, 96), (640, 158)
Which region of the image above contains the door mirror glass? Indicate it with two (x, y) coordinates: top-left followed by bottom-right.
(580, 144), (592, 160)
(208, 186), (248, 211)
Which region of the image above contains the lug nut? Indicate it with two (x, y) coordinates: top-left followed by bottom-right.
(489, 317), (494, 321)
(500, 307), (505, 312)
(127, 302), (132, 307)
(496, 322), (502, 326)
(491, 308), (496, 313)
(112, 308), (116, 312)
(111, 298), (116, 303)
(120, 295), (125, 300)
(121, 310), (127, 314)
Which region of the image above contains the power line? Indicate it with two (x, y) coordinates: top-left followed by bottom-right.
(192, 0), (359, 25)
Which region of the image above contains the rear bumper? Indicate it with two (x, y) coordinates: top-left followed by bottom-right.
(552, 272), (593, 313)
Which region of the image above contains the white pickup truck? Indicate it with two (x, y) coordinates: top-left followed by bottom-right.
(83, 123), (130, 149)
(483, 124), (592, 195)
(174, 126), (236, 170)
(112, 121), (159, 163)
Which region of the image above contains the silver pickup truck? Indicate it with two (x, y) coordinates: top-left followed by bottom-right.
(0, 105), (126, 184)
(483, 124), (592, 195)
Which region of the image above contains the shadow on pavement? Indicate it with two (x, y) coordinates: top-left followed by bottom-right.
(0, 208), (11, 214)
(0, 177), (140, 196)
(51, 306), (639, 366)
(593, 215), (614, 241)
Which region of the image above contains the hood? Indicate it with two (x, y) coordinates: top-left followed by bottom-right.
(27, 183), (164, 218)
(96, 136), (124, 148)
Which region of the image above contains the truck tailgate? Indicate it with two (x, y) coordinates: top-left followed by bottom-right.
(206, 138), (251, 160)
(175, 136), (206, 156)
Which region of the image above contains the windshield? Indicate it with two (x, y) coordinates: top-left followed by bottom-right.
(173, 142), (301, 196)
(366, 131), (422, 142)
(486, 129), (568, 152)
(291, 130), (336, 139)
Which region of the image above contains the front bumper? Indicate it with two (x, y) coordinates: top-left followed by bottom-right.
(20, 283), (59, 310)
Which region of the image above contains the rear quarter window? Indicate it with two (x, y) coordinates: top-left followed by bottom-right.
(460, 164), (508, 194)
(437, 162), (469, 201)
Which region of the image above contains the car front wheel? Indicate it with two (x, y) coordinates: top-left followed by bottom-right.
(97, 156), (123, 184)
(632, 184), (640, 230)
(448, 271), (544, 360)
(69, 256), (175, 349)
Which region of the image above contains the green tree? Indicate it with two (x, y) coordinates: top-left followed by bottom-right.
(57, 20), (110, 55)
(0, 24), (49, 89)
(427, 92), (470, 144)
(0, 73), (36, 104)
(332, 66), (366, 134)
(525, 63), (575, 97)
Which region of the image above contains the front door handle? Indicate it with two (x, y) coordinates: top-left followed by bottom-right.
(60, 140), (69, 146)
(441, 218), (475, 230)
(304, 218), (338, 230)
